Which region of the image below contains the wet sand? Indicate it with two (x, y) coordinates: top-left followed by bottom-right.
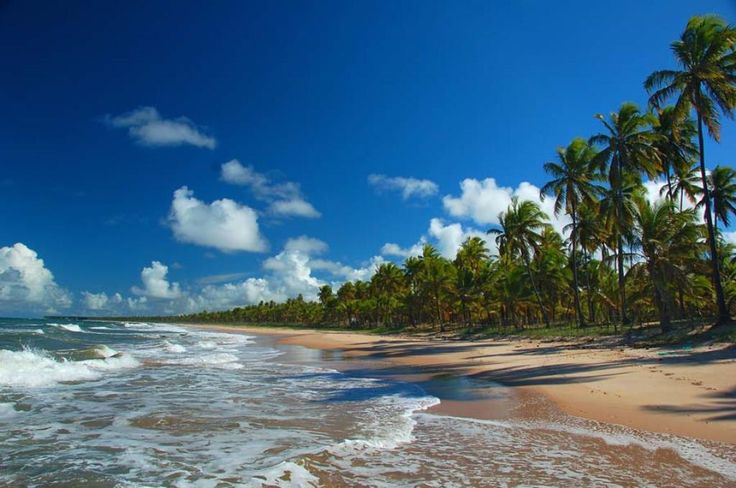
(186, 324), (736, 444)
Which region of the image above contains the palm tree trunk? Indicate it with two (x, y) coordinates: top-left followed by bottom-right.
(570, 208), (585, 327)
(584, 248), (595, 323)
(696, 112), (730, 325)
(615, 156), (629, 325)
(523, 253), (550, 327)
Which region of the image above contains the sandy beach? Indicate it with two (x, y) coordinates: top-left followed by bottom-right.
(192, 324), (736, 444)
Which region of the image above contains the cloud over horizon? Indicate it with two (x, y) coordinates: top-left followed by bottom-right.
(0, 243), (71, 314)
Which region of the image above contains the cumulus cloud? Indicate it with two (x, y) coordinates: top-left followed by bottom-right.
(381, 218), (495, 261)
(105, 106), (216, 149)
(131, 261), (182, 299)
(81, 291), (123, 311)
(368, 174), (439, 200)
(168, 186), (268, 253)
(220, 159), (320, 218)
(0, 243), (71, 314)
(443, 178), (571, 235)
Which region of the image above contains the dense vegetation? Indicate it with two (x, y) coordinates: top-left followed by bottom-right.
(178, 16), (736, 337)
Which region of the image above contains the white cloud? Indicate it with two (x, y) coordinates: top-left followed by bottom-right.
(81, 291), (123, 311)
(380, 242), (424, 258)
(105, 106), (216, 149)
(269, 198), (321, 218)
(381, 218), (495, 261)
(443, 177), (570, 235)
(132, 261), (182, 299)
(0, 243), (71, 314)
(284, 236), (328, 255)
(220, 159), (320, 218)
(368, 174), (439, 200)
(168, 186), (268, 253)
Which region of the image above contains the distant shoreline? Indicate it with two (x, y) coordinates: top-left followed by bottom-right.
(181, 322), (736, 444)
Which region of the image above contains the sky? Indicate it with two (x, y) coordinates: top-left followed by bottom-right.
(2, 0), (736, 317)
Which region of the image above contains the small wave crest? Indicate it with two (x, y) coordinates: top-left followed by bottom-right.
(49, 323), (82, 333)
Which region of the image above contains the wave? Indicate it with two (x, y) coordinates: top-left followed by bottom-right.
(164, 352), (244, 369)
(49, 323), (82, 333)
(0, 347), (139, 388)
(162, 341), (186, 353)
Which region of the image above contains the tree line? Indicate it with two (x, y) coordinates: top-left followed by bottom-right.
(180, 16), (736, 334)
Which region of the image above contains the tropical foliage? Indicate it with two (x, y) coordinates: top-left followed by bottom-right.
(180, 15), (736, 333)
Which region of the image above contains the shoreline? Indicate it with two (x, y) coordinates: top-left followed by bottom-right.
(184, 323), (736, 444)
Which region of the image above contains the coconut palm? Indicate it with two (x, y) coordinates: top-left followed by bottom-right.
(667, 161), (702, 211)
(489, 198), (551, 327)
(706, 165), (736, 233)
(455, 237), (490, 325)
(645, 14), (736, 324)
(652, 107), (698, 199)
(630, 196), (702, 331)
(541, 137), (602, 326)
(590, 102), (660, 323)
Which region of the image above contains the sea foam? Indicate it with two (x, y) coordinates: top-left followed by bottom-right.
(0, 348), (139, 388)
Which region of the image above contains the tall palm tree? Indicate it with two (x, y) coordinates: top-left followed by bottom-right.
(574, 202), (606, 323)
(590, 102), (660, 323)
(541, 137), (602, 326)
(706, 165), (736, 234)
(645, 14), (736, 324)
(488, 198), (551, 327)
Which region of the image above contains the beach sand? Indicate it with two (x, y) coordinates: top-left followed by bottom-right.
(190, 324), (736, 445)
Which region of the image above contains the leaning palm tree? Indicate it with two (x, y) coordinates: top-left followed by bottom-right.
(706, 165), (736, 234)
(541, 137), (602, 327)
(645, 14), (736, 324)
(488, 198), (551, 327)
(590, 102), (661, 323)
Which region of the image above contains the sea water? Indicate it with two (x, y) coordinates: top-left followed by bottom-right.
(0, 318), (733, 487)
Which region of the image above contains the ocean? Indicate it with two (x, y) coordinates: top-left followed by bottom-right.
(0, 318), (734, 487)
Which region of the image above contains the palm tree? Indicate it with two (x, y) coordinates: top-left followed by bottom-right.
(455, 237), (490, 325)
(630, 195), (702, 331)
(652, 107), (698, 199)
(541, 137), (602, 326)
(574, 202), (607, 323)
(418, 244), (454, 329)
(489, 198), (551, 327)
(706, 165), (736, 234)
(645, 14), (736, 324)
(590, 102), (660, 323)
(668, 161), (701, 211)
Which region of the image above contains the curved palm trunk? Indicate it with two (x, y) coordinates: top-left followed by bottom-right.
(696, 112), (730, 325)
(522, 253), (550, 327)
(570, 208), (586, 327)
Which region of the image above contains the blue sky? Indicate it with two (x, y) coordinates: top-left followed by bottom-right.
(1, 0), (735, 316)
